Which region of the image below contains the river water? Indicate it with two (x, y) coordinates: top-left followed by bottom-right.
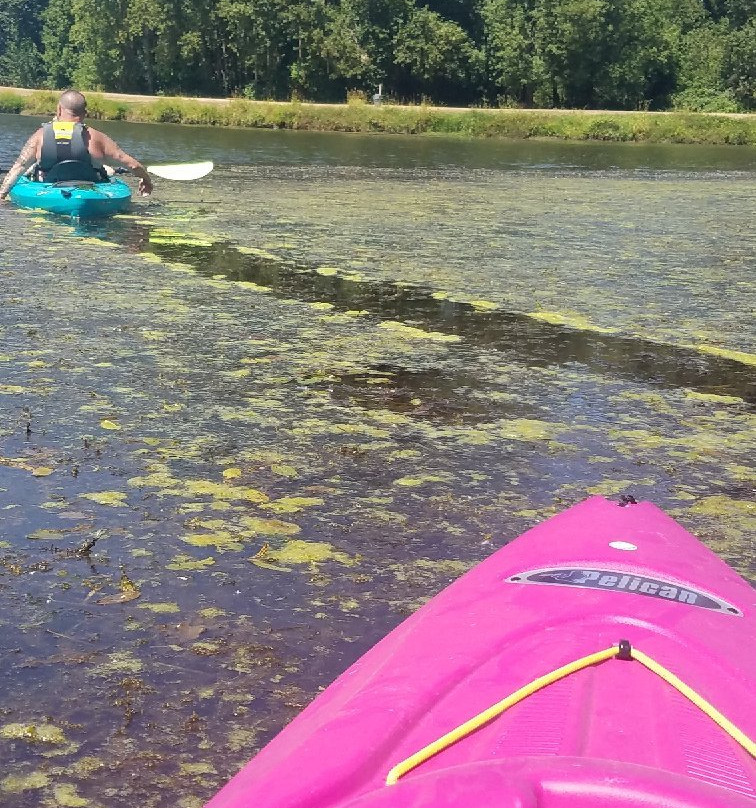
(0, 113), (754, 807)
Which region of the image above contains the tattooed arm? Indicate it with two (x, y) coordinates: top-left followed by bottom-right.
(0, 132), (40, 200)
(93, 131), (153, 196)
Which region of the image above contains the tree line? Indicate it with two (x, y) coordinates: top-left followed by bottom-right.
(1, 0), (754, 111)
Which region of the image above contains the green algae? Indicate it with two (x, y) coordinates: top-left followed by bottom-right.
(378, 322), (461, 342)
(27, 528), (66, 540)
(80, 491), (129, 507)
(499, 419), (566, 442)
(393, 474), (452, 487)
(190, 642), (224, 656)
(685, 391), (744, 405)
(182, 531), (244, 552)
(587, 479), (657, 496)
(469, 299), (500, 312)
(128, 469), (270, 505)
(527, 310), (616, 333)
(237, 516), (301, 536)
(179, 762), (217, 776)
(138, 602), (181, 613)
(253, 539), (356, 570)
(695, 345), (756, 366)
(89, 651), (143, 676)
(260, 496), (324, 514)
(237, 246), (282, 261)
(0, 384), (32, 393)
(68, 757), (105, 777)
(52, 783), (90, 807)
(167, 555), (216, 571)
(270, 464), (298, 478)
(183, 481), (269, 502)
(198, 607), (227, 619)
(226, 726), (260, 752)
(1, 771), (50, 792)
(1, 722), (66, 744)
(689, 496), (755, 520)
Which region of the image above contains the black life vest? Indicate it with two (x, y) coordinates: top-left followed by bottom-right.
(39, 121), (106, 182)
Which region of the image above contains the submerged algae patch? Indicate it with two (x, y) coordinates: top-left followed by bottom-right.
(260, 496), (324, 514)
(182, 531), (245, 552)
(393, 473), (452, 487)
(0, 723), (67, 744)
(51, 783), (90, 807)
(80, 490), (129, 507)
(252, 539), (356, 570)
(237, 516), (302, 536)
(128, 469), (270, 505)
(689, 495), (755, 521)
(138, 602), (181, 614)
(167, 554), (216, 570)
(378, 322), (461, 343)
(685, 391), (745, 405)
(527, 310), (615, 334)
(695, 345), (756, 367)
(89, 651), (143, 676)
(499, 419), (566, 442)
(1, 771), (50, 792)
(182, 480), (269, 502)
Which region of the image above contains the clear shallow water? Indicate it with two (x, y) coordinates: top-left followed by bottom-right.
(0, 113), (754, 807)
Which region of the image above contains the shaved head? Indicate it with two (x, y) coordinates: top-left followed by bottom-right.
(58, 90), (87, 117)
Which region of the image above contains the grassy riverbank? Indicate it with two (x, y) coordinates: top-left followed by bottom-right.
(1, 87), (755, 145)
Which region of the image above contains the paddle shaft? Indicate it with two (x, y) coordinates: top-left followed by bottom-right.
(2, 161), (213, 180)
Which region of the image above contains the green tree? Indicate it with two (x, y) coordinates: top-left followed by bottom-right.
(41, 0), (77, 88)
(68, 0), (132, 90)
(285, 0), (334, 99)
(0, 0), (47, 86)
(172, 0), (226, 95)
(674, 20), (729, 104)
(323, 0), (413, 94)
(394, 7), (483, 102)
(536, 0), (679, 109)
(5, 0), (751, 109)
(124, 0), (181, 94)
(425, 0), (485, 34)
(483, 0), (547, 106)
(215, 0), (292, 96)
(723, 0), (754, 27)
(723, 19), (756, 109)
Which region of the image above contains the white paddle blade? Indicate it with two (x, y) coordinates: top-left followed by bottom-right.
(146, 161), (214, 180)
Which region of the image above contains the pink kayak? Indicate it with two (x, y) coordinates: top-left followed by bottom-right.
(203, 496), (755, 808)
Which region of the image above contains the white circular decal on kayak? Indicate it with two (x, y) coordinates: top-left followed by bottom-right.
(609, 541), (637, 551)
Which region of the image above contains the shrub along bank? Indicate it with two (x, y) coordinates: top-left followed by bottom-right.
(1, 89), (754, 146)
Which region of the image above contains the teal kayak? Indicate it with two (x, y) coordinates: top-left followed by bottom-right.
(9, 175), (132, 217)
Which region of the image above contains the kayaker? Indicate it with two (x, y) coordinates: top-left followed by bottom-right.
(0, 89), (153, 201)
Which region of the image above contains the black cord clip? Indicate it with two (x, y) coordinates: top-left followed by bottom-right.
(617, 639), (632, 660)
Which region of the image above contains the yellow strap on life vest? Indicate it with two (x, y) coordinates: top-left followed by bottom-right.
(385, 642), (755, 786)
(52, 121), (75, 141)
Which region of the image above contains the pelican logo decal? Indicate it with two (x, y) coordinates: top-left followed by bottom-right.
(506, 568), (742, 616)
